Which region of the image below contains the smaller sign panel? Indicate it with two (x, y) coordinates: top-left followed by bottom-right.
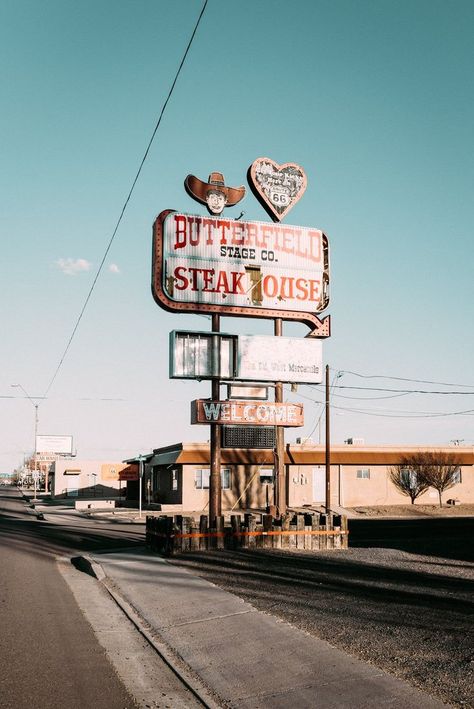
(170, 331), (234, 380)
(237, 335), (323, 384)
(227, 384), (269, 400)
(191, 400), (304, 427)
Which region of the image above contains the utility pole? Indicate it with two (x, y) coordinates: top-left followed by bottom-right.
(325, 364), (331, 512)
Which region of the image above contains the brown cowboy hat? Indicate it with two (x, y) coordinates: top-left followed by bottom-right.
(185, 172), (246, 207)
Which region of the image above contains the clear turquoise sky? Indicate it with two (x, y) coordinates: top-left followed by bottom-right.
(1, 0), (473, 470)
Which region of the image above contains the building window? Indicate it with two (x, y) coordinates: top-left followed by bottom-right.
(171, 469), (178, 491)
(222, 468), (231, 490)
(260, 468), (274, 484)
(356, 469), (370, 479)
(400, 468), (417, 488)
(195, 469), (231, 490)
(453, 467), (462, 484)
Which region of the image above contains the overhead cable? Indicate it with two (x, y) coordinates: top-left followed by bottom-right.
(42, 0), (209, 398)
(338, 369), (474, 388)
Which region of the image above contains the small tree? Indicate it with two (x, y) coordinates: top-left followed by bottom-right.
(389, 453), (432, 504)
(419, 451), (461, 507)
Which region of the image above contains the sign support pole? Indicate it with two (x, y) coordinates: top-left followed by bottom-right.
(138, 455), (145, 520)
(274, 318), (286, 516)
(325, 364), (331, 512)
(209, 314), (222, 524)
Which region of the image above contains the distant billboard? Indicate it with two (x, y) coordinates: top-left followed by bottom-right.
(36, 435), (73, 455)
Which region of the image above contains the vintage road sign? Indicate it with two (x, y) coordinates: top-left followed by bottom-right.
(191, 400), (304, 427)
(248, 157), (307, 222)
(152, 210), (330, 337)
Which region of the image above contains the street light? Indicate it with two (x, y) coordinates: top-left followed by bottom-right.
(11, 384), (40, 501)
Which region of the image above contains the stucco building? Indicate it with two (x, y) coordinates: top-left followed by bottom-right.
(130, 442), (474, 511)
(50, 459), (135, 499)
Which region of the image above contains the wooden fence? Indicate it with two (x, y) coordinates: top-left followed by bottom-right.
(146, 512), (348, 556)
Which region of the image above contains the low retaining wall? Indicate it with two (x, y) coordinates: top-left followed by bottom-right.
(146, 512), (348, 556)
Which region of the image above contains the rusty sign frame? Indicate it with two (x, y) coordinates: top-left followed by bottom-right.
(152, 210), (330, 337)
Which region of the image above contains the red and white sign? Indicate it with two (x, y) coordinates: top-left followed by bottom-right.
(152, 211), (330, 336)
(191, 400), (304, 427)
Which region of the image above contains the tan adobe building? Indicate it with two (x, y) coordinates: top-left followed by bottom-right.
(140, 442), (474, 510)
(50, 459), (134, 499)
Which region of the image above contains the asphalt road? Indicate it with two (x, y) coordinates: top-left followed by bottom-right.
(0, 488), (203, 709)
(0, 488), (140, 709)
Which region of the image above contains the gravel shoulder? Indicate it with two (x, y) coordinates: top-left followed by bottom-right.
(172, 539), (474, 708)
(349, 503), (474, 518)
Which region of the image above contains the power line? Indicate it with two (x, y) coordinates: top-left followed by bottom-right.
(332, 385), (474, 395)
(338, 369), (474, 388)
(305, 384), (412, 401)
(286, 388), (474, 419)
(43, 0), (209, 398)
(331, 403), (474, 419)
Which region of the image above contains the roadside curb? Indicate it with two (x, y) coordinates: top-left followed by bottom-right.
(73, 555), (223, 709)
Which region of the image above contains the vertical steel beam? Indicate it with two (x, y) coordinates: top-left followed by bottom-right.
(273, 318), (286, 516)
(209, 314), (222, 524)
(325, 364), (331, 512)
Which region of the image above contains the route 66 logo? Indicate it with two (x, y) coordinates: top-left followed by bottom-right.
(248, 157), (307, 222)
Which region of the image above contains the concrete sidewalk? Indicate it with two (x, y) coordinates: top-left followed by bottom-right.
(84, 547), (449, 709)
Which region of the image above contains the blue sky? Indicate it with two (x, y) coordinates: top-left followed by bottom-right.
(1, 0), (473, 470)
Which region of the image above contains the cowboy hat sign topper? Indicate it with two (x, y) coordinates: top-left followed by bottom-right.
(248, 157), (307, 222)
(185, 172), (246, 216)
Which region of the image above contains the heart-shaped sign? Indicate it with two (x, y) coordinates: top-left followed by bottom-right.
(248, 157), (307, 222)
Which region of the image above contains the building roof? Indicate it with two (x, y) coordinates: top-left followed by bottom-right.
(148, 442), (474, 467)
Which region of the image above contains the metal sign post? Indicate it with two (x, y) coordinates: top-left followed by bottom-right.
(209, 314), (222, 524)
(32, 470), (39, 502)
(138, 455), (145, 520)
(273, 318), (286, 516)
(325, 365), (331, 512)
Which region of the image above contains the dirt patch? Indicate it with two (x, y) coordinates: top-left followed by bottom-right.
(350, 503), (474, 517)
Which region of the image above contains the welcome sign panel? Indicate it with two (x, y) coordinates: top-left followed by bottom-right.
(155, 212), (329, 316)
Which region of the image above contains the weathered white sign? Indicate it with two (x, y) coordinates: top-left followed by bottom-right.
(153, 211), (330, 336)
(237, 335), (323, 384)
